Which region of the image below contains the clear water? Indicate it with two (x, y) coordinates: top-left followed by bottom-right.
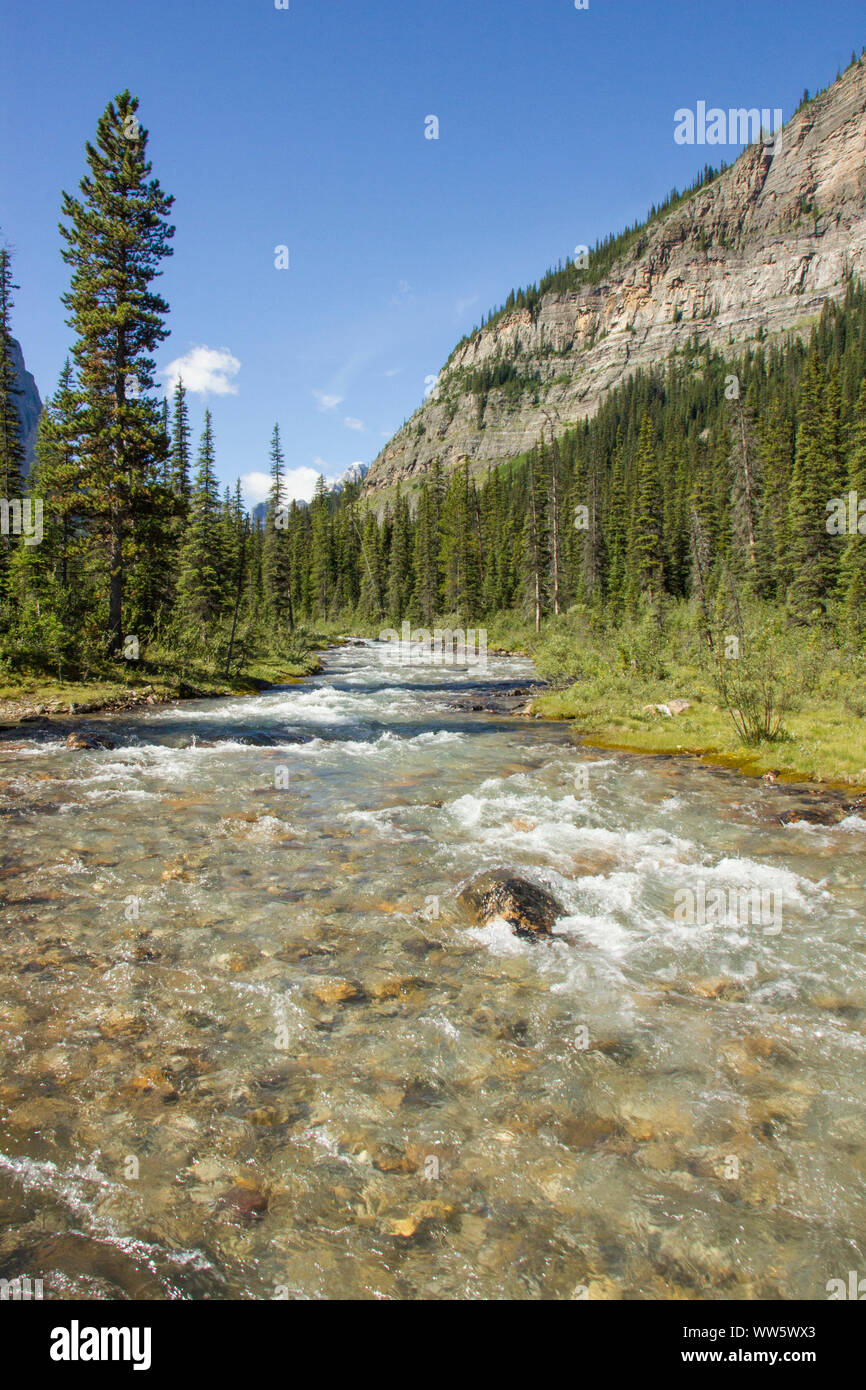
(1, 642), (864, 1300)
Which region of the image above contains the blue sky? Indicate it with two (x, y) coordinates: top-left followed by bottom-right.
(1, 0), (862, 502)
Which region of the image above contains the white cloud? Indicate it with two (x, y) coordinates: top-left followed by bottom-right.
(314, 391), (343, 411)
(384, 368), (401, 378)
(344, 417), (365, 431)
(456, 293), (479, 318)
(240, 471), (272, 505)
(162, 345), (240, 396)
(241, 465), (340, 507)
(284, 466), (334, 501)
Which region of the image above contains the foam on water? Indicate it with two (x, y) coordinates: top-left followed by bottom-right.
(1, 640), (864, 1300)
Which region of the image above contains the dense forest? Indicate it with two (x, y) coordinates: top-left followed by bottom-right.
(1, 90), (865, 698)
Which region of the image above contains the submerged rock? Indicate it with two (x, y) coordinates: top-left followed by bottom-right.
(779, 804), (843, 826)
(459, 869), (564, 937)
(217, 1179), (269, 1224)
(311, 978), (365, 1005)
(65, 731), (116, 750)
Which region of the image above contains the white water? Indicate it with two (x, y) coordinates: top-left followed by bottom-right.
(0, 641), (864, 1299)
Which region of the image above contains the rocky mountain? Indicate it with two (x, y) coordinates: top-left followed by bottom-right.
(331, 461), (368, 493)
(364, 60), (866, 498)
(8, 337), (42, 475)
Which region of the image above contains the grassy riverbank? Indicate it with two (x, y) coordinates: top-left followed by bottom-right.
(535, 681), (866, 787)
(0, 635), (326, 726)
(488, 607), (866, 789)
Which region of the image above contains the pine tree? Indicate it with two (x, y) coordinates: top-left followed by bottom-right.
(840, 382), (866, 626)
(262, 423), (293, 630)
(385, 484), (413, 621)
(413, 481), (441, 624)
(630, 414), (665, 607)
(170, 377), (191, 498)
(22, 361), (83, 596)
(177, 411), (223, 637)
(729, 393), (761, 577)
(59, 90), (174, 650)
(0, 245), (25, 604)
(309, 475), (333, 614)
(0, 245), (24, 500)
(225, 479), (249, 674)
(522, 447), (549, 631)
(787, 354), (838, 621)
(357, 510), (383, 620)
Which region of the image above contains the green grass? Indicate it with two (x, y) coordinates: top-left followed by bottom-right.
(0, 634), (326, 723)
(525, 606), (866, 788)
(535, 681), (866, 787)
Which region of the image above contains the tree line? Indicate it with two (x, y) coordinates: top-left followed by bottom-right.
(1, 91), (865, 685)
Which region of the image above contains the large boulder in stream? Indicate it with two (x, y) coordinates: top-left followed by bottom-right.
(459, 869), (564, 939)
(66, 730), (116, 750)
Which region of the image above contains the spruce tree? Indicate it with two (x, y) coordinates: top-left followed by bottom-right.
(309, 475), (333, 615)
(413, 481), (441, 624)
(0, 245), (24, 500)
(787, 354), (837, 621)
(177, 411), (223, 637)
(262, 423), (294, 631)
(630, 415), (665, 608)
(840, 382), (866, 626)
(385, 484), (413, 622)
(170, 377), (191, 498)
(0, 245), (25, 605)
(522, 447), (550, 631)
(59, 90), (174, 650)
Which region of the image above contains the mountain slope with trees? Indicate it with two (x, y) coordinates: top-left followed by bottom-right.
(364, 55), (866, 496)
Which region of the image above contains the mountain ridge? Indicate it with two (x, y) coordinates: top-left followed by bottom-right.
(363, 59), (866, 498)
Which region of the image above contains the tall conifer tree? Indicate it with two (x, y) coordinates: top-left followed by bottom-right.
(59, 91), (174, 649)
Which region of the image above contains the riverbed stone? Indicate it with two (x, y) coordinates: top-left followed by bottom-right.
(458, 869), (563, 937)
(65, 730), (116, 750)
(312, 978), (365, 1005)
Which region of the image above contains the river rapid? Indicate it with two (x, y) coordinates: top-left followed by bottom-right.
(0, 641), (864, 1300)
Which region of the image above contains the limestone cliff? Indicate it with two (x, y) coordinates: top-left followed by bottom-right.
(364, 62), (866, 497)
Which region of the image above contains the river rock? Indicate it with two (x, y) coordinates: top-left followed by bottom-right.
(217, 1178), (269, 1224)
(643, 700), (691, 717)
(458, 869), (563, 937)
(66, 731), (116, 750)
(779, 803), (844, 826)
(312, 978), (365, 1005)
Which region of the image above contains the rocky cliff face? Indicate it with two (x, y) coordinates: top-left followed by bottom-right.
(8, 337), (42, 476)
(364, 62), (866, 497)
